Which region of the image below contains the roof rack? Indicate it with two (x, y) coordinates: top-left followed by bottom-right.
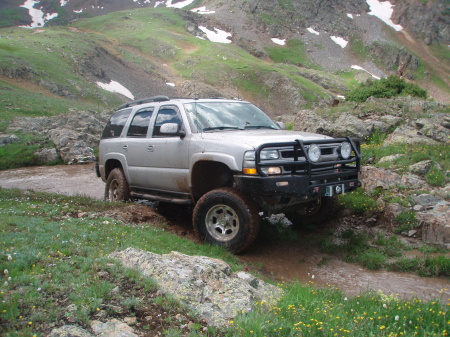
(116, 96), (170, 110)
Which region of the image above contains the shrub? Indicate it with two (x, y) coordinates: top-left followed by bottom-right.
(346, 76), (427, 102)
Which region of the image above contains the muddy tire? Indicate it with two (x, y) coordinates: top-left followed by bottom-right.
(193, 188), (260, 254)
(104, 168), (130, 202)
(287, 196), (337, 226)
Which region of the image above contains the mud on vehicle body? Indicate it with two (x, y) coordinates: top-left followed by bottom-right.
(97, 96), (361, 253)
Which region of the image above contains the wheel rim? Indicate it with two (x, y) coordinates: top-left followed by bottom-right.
(108, 178), (120, 201)
(205, 204), (240, 242)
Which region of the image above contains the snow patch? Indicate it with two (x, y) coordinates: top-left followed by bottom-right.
(20, 0), (58, 28)
(271, 38), (286, 46)
(191, 6), (215, 14)
(74, 9), (83, 13)
(331, 36), (348, 48)
(96, 81), (135, 100)
(60, 0), (69, 6)
(166, 0), (195, 8)
(366, 0), (403, 31)
(198, 26), (232, 44)
(166, 82), (176, 87)
(307, 27), (320, 35)
(347, 13), (354, 19)
(351, 65), (381, 80)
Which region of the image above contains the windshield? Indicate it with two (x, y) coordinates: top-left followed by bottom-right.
(184, 102), (279, 132)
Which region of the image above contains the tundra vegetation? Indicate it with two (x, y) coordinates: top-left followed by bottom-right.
(1, 188), (449, 337)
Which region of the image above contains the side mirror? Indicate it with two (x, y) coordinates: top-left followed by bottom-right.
(160, 123), (186, 138)
(276, 121), (286, 130)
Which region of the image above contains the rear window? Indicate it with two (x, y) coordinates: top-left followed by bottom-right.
(101, 108), (132, 139)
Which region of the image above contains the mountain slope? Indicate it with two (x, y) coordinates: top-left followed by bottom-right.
(0, 0), (448, 125)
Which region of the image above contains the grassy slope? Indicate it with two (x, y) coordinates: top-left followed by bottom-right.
(1, 188), (448, 337)
(0, 26), (122, 127)
(0, 7), (338, 126)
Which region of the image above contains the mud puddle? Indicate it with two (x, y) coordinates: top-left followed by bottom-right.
(1, 164), (449, 302)
(0, 164), (104, 199)
(239, 240), (450, 302)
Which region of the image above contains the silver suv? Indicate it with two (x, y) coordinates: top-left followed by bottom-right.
(97, 96), (361, 253)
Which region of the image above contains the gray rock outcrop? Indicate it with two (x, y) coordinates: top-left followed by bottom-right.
(7, 110), (111, 164)
(109, 248), (283, 327)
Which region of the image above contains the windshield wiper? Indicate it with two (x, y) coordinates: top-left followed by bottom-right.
(244, 125), (277, 130)
(202, 126), (242, 132)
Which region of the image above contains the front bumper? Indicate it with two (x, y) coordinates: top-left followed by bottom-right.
(236, 137), (361, 198)
(234, 173), (361, 198)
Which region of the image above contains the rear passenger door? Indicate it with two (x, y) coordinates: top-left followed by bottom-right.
(122, 107), (155, 187)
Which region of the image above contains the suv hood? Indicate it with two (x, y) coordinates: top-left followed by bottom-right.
(199, 129), (332, 148)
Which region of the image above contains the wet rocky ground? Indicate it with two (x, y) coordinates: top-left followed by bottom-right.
(0, 163), (449, 303)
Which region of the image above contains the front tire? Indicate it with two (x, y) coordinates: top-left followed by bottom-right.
(104, 168), (130, 202)
(193, 188), (260, 254)
(286, 196), (337, 226)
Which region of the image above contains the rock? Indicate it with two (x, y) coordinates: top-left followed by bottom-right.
(404, 230), (418, 237)
(123, 317), (137, 326)
(91, 319), (138, 337)
(48, 325), (94, 337)
(361, 166), (402, 192)
(400, 173), (427, 190)
(381, 203), (409, 228)
(35, 148), (58, 163)
(109, 248), (283, 327)
(378, 154), (405, 165)
(0, 134), (19, 145)
(64, 304), (79, 323)
(420, 201), (450, 249)
(412, 194), (443, 209)
(7, 110), (111, 164)
(409, 160), (433, 176)
(383, 125), (438, 146)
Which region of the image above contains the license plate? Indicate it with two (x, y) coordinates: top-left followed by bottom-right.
(325, 184), (345, 196)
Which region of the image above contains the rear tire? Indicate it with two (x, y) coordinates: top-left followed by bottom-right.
(104, 168), (130, 202)
(193, 188), (260, 254)
(286, 196), (337, 226)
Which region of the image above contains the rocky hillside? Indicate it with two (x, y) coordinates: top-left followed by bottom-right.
(1, 0), (449, 106)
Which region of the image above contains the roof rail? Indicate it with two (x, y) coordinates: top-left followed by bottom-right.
(116, 96), (170, 110)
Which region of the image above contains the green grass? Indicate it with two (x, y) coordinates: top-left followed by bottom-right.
(338, 190), (380, 214)
(265, 39), (321, 70)
(0, 133), (63, 169)
(1, 188), (449, 337)
(361, 142), (449, 187)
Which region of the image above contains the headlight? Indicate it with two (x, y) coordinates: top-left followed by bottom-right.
(260, 149), (279, 160)
(339, 142), (352, 159)
(244, 150), (279, 160)
(244, 151), (255, 161)
(308, 144), (321, 162)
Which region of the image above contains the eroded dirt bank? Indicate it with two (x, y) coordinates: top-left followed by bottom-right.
(0, 164), (448, 302)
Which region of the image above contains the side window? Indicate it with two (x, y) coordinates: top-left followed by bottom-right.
(127, 108), (154, 138)
(101, 108), (132, 139)
(153, 106), (182, 137)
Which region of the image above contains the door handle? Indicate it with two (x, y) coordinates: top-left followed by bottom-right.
(148, 145), (154, 152)
(122, 145), (128, 151)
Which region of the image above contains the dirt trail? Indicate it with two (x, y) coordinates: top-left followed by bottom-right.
(1, 164), (449, 302)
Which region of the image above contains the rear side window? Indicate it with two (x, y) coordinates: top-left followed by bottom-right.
(101, 108), (132, 139)
(127, 108), (154, 138)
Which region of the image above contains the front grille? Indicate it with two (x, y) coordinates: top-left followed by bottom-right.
(281, 146), (335, 159)
(255, 138), (360, 179)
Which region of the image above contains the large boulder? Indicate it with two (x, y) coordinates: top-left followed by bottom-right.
(109, 248), (283, 327)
